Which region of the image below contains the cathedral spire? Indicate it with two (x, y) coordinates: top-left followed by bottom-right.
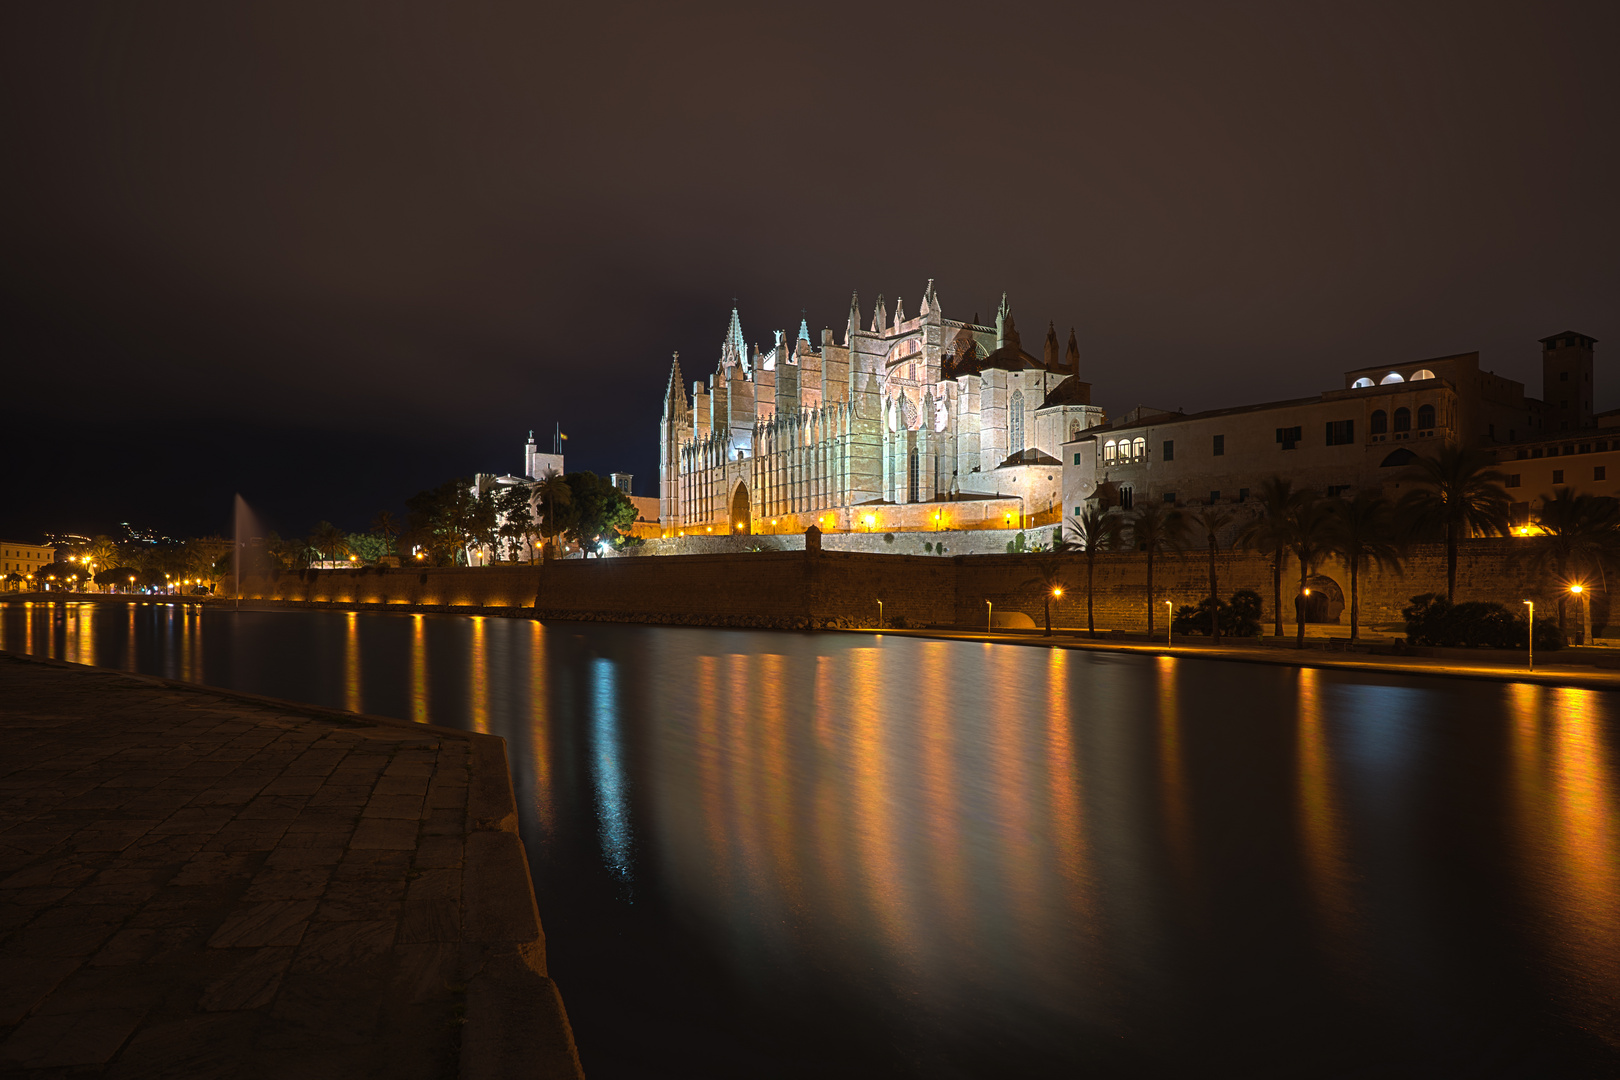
(1044, 321), (1060, 371)
(1065, 328), (1080, 374)
(893, 297), (905, 328)
(722, 301), (745, 364)
(846, 291), (860, 345)
(870, 294), (886, 334)
(995, 293), (1019, 349)
(664, 350), (688, 419)
(920, 278), (940, 318)
(798, 309), (810, 347)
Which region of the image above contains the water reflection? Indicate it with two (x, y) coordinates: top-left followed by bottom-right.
(591, 656), (633, 889)
(3, 602), (1618, 1074)
(1511, 684), (1620, 1045)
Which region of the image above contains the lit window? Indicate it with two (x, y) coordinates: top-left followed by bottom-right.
(1410, 368), (1435, 381)
(1104, 440), (1117, 463)
(1380, 372), (1405, 384)
(1352, 377), (1375, 389)
(1132, 437), (1146, 460)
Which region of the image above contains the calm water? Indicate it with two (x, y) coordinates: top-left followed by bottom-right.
(3, 601), (1619, 1077)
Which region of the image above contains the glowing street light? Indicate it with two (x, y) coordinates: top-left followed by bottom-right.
(876, 599), (883, 629)
(1165, 600), (1174, 646)
(986, 599), (993, 632)
(1570, 583), (1592, 646)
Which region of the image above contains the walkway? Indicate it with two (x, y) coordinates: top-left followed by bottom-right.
(861, 628), (1620, 691)
(0, 652), (581, 1079)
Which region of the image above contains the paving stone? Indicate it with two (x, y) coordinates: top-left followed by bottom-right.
(0, 654), (568, 1078)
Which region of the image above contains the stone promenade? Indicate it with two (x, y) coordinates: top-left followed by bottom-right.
(0, 653), (581, 1079)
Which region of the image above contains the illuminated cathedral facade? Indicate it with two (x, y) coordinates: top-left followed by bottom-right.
(659, 281), (1106, 535)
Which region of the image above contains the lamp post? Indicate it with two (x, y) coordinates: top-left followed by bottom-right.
(1046, 585), (1063, 638)
(986, 599), (993, 633)
(1570, 583), (1591, 646)
(876, 599), (883, 629)
(1165, 600), (1173, 646)
(1523, 600), (1534, 669)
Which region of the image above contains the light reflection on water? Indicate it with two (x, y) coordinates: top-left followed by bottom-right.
(3, 602), (1619, 1077)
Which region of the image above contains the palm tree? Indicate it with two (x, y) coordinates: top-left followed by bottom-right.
(534, 474), (574, 560)
(1128, 502), (1187, 637)
(369, 510), (400, 556)
(1518, 489), (1620, 636)
(1396, 445), (1512, 601)
(1281, 493), (1335, 648)
(1325, 490), (1403, 644)
(1237, 477), (1297, 637)
(1187, 505), (1235, 644)
(309, 521), (349, 567)
(1022, 554), (1070, 637)
(1064, 508), (1124, 637)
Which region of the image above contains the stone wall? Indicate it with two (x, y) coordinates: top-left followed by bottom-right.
(235, 538), (1603, 635)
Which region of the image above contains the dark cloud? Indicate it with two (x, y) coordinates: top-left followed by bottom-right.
(3, 1), (1617, 537)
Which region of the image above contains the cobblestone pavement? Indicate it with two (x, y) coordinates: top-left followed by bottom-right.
(0, 654), (579, 1079)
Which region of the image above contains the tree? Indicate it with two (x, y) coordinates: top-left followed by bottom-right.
(1187, 505), (1235, 645)
(561, 472), (636, 557)
(405, 479), (485, 565)
(1281, 493), (1335, 648)
(1518, 489), (1620, 636)
(494, 485), (536, 562)
(307, 521), (350, 567)
(1396, 445), (1512, 601)
(533, 474), (575, 561)
(1021, 554), (1070, 637)
(346, 533), (389, 563)
(1237, 477), (1298, 637)
(1064, 508), (1124, 638)
(1325, 490), (1404, 644)
(369, 510), (400, 556)
(1127, 502), (1186, 637)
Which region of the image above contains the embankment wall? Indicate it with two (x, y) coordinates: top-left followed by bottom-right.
(234, 538), (1600, 635)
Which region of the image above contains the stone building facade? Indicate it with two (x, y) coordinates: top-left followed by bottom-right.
(659, 283), (1105, 536)
(1062, 335), (1592, 520)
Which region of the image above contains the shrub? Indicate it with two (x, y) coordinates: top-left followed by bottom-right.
(1171, 588), (1263, 637)
(1403, 593), (1564, 650)
(924, 542), (934, 553)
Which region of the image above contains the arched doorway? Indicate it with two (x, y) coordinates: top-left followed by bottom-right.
(1301, 574), (1345, 623)
(730, 482), (751, 535)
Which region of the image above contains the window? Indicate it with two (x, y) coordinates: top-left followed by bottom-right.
(1213, 434), (1225, 455)
(1371, 410), (1388, 435)
(1073, 506), (1084, 516)
(1380, 372), (1405, 384)
(1104, 440), (1117, 463)
(1410, 368), (1435, 380)
(1506, 475), (1521, 488)
(1352, 377), (1375, 388)
(1209, 490), (1220, 503)
(908, 446), (920, 502)
(1009, 391), (1025, 453)
(1553, 469), (1565, 484)
(1532, 448), (1544, 458)
(1600, 441), (1610, 452)
(1597, 466), (1607, 482)
(1393, 407), (1411, 433)
(1163, 492), (1176, 504)
(1580, 443), (1591, 454)
(1326, 419), (1355, 446)
(1276, 425), (1302, 450)
(1417, 404), (1435, 430)
(1163, 439), (1175, 461)
(1239, 487), (1249, 502)
(1133, 436), (1146, 460)
(1073, 452), (1082, 465)
(1119, 485), (1133, 510)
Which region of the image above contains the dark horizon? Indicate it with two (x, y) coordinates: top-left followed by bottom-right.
(4, 1), (1617, 541)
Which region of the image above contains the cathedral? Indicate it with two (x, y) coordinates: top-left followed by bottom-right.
(659, 282), (1105, 536)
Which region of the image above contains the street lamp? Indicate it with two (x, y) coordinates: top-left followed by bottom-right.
(986, 599), (993, 632)
(876, 599), (883, 629)
(1523, 600), (1534, 669)
(1165, 599), (1173, 646)
(1570, 583), (1592, 646)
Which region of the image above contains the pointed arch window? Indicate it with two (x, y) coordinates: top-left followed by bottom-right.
(1009, 391), (1025, 453)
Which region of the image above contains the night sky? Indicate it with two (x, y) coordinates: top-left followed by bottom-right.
(3, 2), (1617, 541)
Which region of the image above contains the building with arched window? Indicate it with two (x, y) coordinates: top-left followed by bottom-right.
(660, 284), (1106, 535)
